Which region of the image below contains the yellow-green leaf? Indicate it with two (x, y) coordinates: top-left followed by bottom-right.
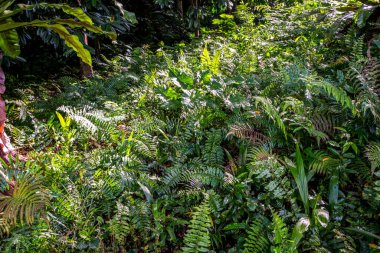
(37, 3), (93, 25)
(0, 19), (19, 57)
(38, 24), (92, 66)
(0, 29), (19, 58)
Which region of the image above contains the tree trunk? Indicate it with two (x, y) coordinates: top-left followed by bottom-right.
(194, 0), (200, 38)
(80, 33), (94, 79)
(177, 0), (183, 17)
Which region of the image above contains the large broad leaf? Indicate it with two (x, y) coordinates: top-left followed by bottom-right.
(0, 20), (46, 32)
(0, 20), (97, 64)
(328, 174), (339, 207)
(0, 20), (19, 57)
(54, 19), (116, 40)
(0, 19), (115, 40)
(14, 3), (93, 25)
(36, 24), (92, 66)
(1, 3), (93, 23)
(290, 145), (309, 214)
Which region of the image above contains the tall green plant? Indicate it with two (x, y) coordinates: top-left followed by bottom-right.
(290, 145), (309, 214)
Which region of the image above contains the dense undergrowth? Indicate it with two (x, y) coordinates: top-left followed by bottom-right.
(1, 1), (380, 252)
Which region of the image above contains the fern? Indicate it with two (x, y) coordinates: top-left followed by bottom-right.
(0, 218), (10, 237)
(182, 197), (212, 253)
(107, 202), (130, 244)
(57, 105), (123, 135)
(200, 47), (221, 75)
(311, 113), (337, 136)
(373, 172), (380, 203)
(243, 217), (270, 253)
(0, 172), (48, 226)
(272, 212), (289, 253)
(107, 198), (152, 248)
(227, 123), (269, 144)
(160, 160), (225, 195)
(248, 145), (276, 162)
(306, 78), (356, 115)
(348, 61), (380, 121)
(305, 148), (339, 175)
(253, 96), (287, 138)
(203, 129), (224, 166)
(365, 142), (380, 172)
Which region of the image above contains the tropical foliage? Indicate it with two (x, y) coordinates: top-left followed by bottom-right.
(0, 0), (379, 252)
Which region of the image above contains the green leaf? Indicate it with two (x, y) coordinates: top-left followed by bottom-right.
(0, 3), (116, 41)
(137, 181), (152, 203)
(290, 145), (309, 214)
(41, 24), (92, 66)
(328, 174), (339, 207)
(0, 20), (94, 65)
(289, 217), (310, 252)
(223, 223), (248, 231)
(124, 11), (138, 25)
(0, 24), (19, 57)
(0, 0), (15, 14)
(56, 111), (66, 129)
(164, 87), (181, 100)
(375, 40), (380, 50)
(54, 19), (116, 40)
(37, 3), (93, 25)
(344, 227), (380, 240)
(354, 6), (374, 29)
(169, 67), (193, 87)
(306, 79), (356, 115)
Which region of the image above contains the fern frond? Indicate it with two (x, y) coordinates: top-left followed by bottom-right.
(0, 217), (10, 237)
(306, 79), (356, 115)
(200, 47), (221, 75)
(182, 197), (212, 253)
(0, 173), (48, 226)
(227, 124), (269, 144)
(311, 113), (337, 135)
(108, 199), (152, 246)
(203, 129), (224, 166)
(253, 96), (287, 138)
(272, 212), (288, 247)
(131, 134), (157, 159)
(365, 142), (380, 172)
(248, 145), (274, 162)
(58, 105), (123, 134)
(160, 160), (225, 195)
(243, 217), (270, 253)
(107, 202), (130, 244)
(305, 148), (338, 175)
(351, 60), (380, 121)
